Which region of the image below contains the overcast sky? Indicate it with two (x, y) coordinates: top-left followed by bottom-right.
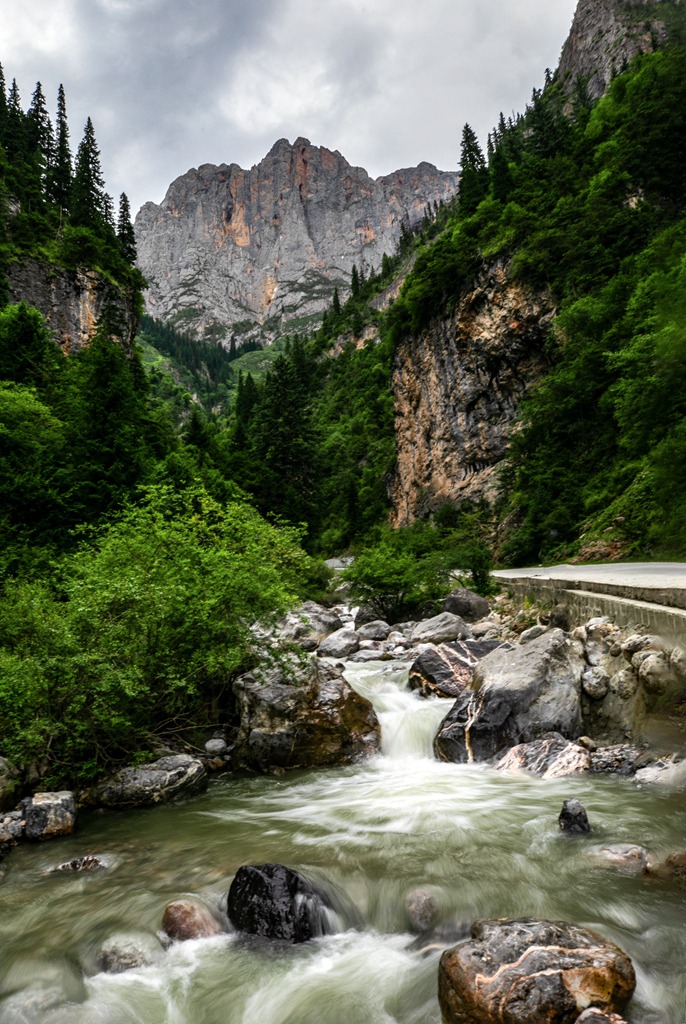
(0, 0), (578, 217)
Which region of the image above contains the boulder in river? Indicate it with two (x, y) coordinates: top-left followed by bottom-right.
(98, 931), (164, 973)
(495, 734), (591, 778)
(434, 629), (584, 763)
(409, 640), (511, 699)
(227, 863), (333, 943)
(22, 792), (76, 841)
(411, 612), (472, 645)
(232, 656), (380, 771)
(162, 897), (227, 941)
(438, 918), (635, 1024)
(559, 798), (591, 835)
(587, 844), (648, 875)
(95, 754), (208, 808)
(356, 620), (391, 641)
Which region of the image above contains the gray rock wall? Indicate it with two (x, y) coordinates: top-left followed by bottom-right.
(135, 138), (459, 340)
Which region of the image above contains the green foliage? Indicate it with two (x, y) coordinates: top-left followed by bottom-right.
(0, 485), (308, 784)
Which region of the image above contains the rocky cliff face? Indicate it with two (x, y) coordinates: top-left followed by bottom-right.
(135, 138), (459, 340)
(557, 0), (669, 99)
(391, 259), (555, 525)
(6, 260), (139, 353)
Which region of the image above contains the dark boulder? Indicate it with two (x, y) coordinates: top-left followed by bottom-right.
(434, 630), (584, 763)
(559, 798), (591, 835)
(442, 588), (490, 623)
(439, 918), (635, 1024)
(48, 855), (107, 873)
(232, 656), (379, 772)
(227, 863), (333, 943)
(95, 755), (207, 808)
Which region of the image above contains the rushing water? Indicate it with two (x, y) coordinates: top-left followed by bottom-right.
(0, 661), (685, 1024)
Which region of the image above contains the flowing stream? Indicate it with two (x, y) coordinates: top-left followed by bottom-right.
(0, 661), (684, 1023)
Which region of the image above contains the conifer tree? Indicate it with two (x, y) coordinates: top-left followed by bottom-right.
(71, 117), (107, 228)
(50, 84), (72, 211)
(27, 81), (54, 175)
(5, 79), (25, 158)
(0, 63), (7, 139)
(458, 123), (488, 216)
(351, 264), (360, 299)
(332, 286), (341, 317)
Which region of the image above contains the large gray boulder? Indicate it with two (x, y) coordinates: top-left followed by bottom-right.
(232, 656), (380, 771)
(434, 630), (584, 763)
(411, 612), (471, 645)
(409, 640), (507, 699)
(95, 755), (207, 808)
(317, 627), (360, 658)
(439, 918), (635, 1024)
(442, 588), (490, 623)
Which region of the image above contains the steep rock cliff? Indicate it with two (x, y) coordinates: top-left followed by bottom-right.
(557, 0), (669, 99)
(391, 260), (555, 525)
(135, 138), (459, 340)
(6, 260), (139, 353)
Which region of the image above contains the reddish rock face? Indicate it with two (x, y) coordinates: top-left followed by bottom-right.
(439, 918), (636, 1024)
(391, 258), (554, 522)
(135, 138), (459, 341)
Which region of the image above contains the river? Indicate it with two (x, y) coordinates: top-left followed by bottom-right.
(0, 661), (684, 1023)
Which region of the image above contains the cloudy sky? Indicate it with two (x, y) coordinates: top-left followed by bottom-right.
(0, 0), (578, 217)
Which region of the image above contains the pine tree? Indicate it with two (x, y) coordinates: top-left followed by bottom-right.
(115, 192), (137, 264)
(351, 264), (360, 299)
(458, 123), (489, 217)
(50, 84), (72, 211)
(5, 79), (25, 159)
(0, 63), (7, 140)
(71, 117), (108, 228)
(27, 82), (54, 176)
(490, 147), (514, 203)
(332, 286), (341, 317)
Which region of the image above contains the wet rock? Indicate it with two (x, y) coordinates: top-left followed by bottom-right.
(232, 656), (380, 771)
(0, 758), (20, 811)
(634, 755), (686, 789)
(356, 620), (391, 641)
(587, 844), (648, 875)
(162, 897), (227, 941)
(408, 644), (476, 700)
(347, 648), (392, 663)
(411, 612), (471, 645)
(582, 667), (610, 700)
(434, 630), (584, 764)
(495, 734), (590, 778)
(0, 810), (25, 852)
(317, 627), (360, 659)
(405, 889), (438, 933)
(276, 602), (343, 651)
(227, 863), (333, 943)
(590, 745), (648, 777)
(95, 755), (207, 808)
(442, 589), (490, 623)
(645, 850), (686, 883)
(438, 918), (635, 1024)
(98, 931), (164, 973)
(559, 798), (591, 835)
(22, 792), (76, 841)
(48, 854), (107, 873)
(519, 624), (549, 645)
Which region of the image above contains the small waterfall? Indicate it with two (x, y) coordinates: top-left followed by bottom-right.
(343, 661), (454, 760)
